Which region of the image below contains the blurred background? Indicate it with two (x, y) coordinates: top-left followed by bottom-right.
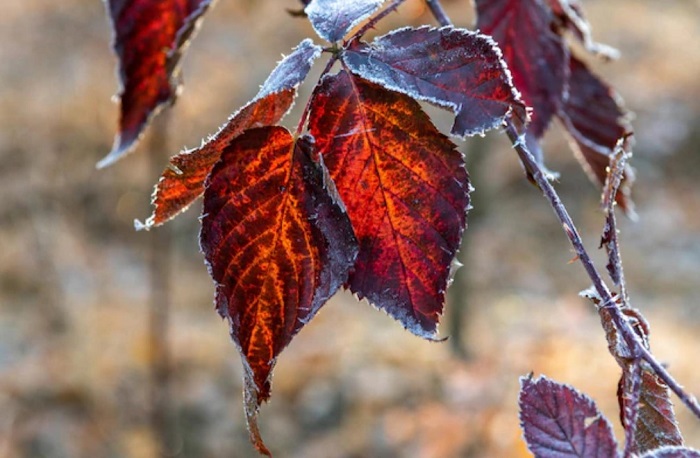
(1, 0), (699, 456)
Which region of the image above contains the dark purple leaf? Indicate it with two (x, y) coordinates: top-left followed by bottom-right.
(519, 374), (618, 458)
(475, 0), (568, 138)
(559, 56), (634, 213)
(342, 26), (527, 137)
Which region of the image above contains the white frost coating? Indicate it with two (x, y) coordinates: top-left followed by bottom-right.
(258, 39), (323, 98)
(305, 0), (385, 43)
(342, 26), (529, 139)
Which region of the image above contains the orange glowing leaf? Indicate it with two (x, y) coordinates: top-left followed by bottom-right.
(308, 70), (470, 338)
(200, 126), (357, 455)
(143, 39), (322, 228)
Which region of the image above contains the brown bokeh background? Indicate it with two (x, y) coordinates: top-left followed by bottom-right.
(1, 0), (700, 456)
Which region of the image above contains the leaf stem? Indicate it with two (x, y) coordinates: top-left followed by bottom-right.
(295, 53), (339, 136)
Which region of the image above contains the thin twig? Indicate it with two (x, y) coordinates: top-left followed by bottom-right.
(351, 0), (409, 41)
(295, 53), (339, 136)
(503, 122), (700, 420)
(425, 0), (451, 27)
(424, 0), (700, 424)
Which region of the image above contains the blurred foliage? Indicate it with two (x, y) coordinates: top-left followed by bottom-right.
(0, 0), (699, 456)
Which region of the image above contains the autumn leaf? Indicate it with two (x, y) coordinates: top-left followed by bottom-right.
(99, 0), (213, 168)
(308, 70), (469, 338)
(305, 0), (385, 43)
(342, 26), (527, 137)
(475, 0), (568, 138)
(559, 56), (634, 213)
(589, 297), (685, 454)
(142, 39), (322, 228)
(200, 127), (357, 455)
(519, 374), (618, 458)
(629, 371), (685, 452)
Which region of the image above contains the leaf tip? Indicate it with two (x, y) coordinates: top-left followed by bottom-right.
(97, 137), (133, 169)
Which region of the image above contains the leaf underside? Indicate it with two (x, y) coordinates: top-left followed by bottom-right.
(559, 55), (634, 212)
(101, 0), (213, 168)
(305, 0), (385, 43)
(200, 127), (357, 455)
(146, 39), (322, 227)
(309, 70), (469, 338)
(475, 0), (635, 211)
(519, 375), (618, 458)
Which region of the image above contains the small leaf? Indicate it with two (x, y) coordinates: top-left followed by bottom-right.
(200, 127), (357, 454)
(305, 0), (385, 43)
(559, 56), (635, 213)
(476, 0), (568, 138)
(342, 26), (527, 138)
(100, 0), (214, 168)
(630, 370), (684, 452)
(639, 446), (700, 458)
(519, 374), (619, 458)
(144, 39), (322, 228)
(309, 70), (470, 338)
(594, 304), (685, 453)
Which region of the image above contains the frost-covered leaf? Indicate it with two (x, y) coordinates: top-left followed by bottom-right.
(639, 446), (700, 458)
(519, 374), (618, 458)
(308, 70), (470, 338)
(143, 39), (322, 228)
(200, 127), (357, 455)
(342, 26), (527, 138)
(559, 56), (634, 213)
(305, 0), (385, 42)
(628, 371), (684, 452)
(594, 304), (684, 454)
(475, 0), (568, 138)
(100, 0), (213, 168)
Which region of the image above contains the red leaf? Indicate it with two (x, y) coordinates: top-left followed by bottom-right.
(475, 0), (568, 138)
(100, 0), (213, 168)
(640, 447), (700, 458)
(305, 0), (385, 43)
(308, 70), (469, 338)
(143, 39), (322, 228)
(200, 127), (357, 455)
(519, 374), (618, 458)
(342, 26), (527, 137)
(559, 56), (634, 213)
